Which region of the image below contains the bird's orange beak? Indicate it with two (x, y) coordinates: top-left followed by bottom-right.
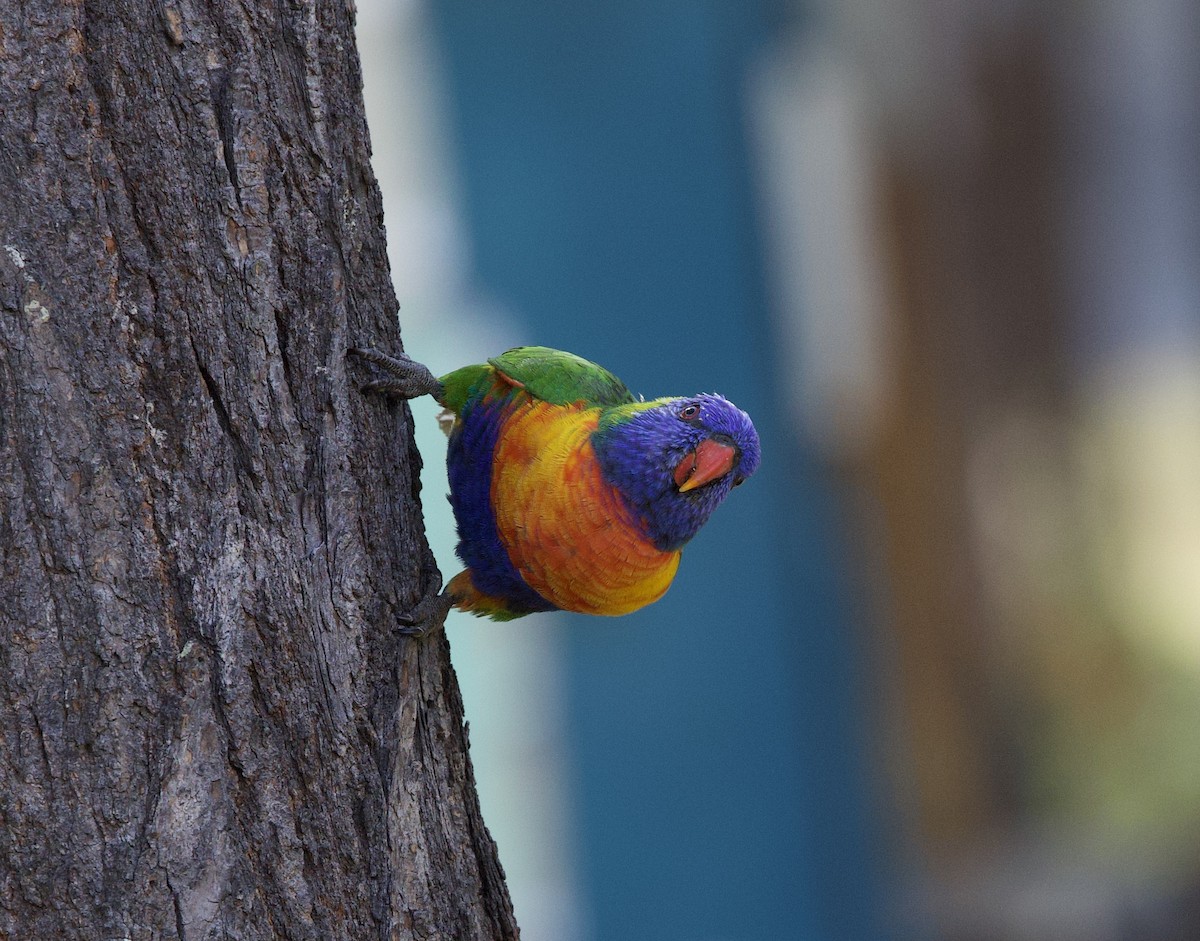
(674, 439), (738, 492)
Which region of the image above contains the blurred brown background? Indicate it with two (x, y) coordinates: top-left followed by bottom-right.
(785, 2), (1200, 937)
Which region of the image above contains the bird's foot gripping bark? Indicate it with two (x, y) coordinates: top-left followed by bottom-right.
(396, 588), (455, 637)
(348, 346), (444, 401)
(395, 546), (457, 638)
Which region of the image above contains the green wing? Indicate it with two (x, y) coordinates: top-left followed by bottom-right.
(438, 346), (635, 415)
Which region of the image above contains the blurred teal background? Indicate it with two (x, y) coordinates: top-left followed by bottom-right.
(357, 1), (1200, 939)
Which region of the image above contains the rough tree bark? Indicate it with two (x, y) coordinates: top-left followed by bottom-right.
(0, 2), (517, 939)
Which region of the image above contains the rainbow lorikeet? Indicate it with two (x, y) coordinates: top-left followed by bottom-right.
(350, 346), (760, 628)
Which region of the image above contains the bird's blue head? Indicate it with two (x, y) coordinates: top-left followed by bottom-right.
(593, 393), (761, 551)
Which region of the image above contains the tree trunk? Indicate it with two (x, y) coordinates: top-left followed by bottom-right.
(0, 2), (517, 939)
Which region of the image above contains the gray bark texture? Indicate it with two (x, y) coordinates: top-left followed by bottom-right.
(0, 2), (518, 939)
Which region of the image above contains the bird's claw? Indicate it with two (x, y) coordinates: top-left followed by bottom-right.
(396, 589), (454, 638)
(348, 346), (443, 401)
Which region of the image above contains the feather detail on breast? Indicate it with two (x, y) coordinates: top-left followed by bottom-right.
(490, 402), (681, 615)
(444, 386), (558, 616)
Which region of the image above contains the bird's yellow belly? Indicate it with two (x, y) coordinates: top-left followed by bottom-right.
(490, 402), (680, 615)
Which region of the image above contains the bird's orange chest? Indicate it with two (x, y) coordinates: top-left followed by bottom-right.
(489, 400), (680, 615)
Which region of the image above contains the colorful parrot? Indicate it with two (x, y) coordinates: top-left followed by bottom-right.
(350, 346), (760, 628)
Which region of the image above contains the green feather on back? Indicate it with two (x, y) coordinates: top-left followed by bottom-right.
(438, 346), (635, 415)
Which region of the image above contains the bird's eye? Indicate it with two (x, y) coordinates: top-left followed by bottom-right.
(732, 476), (745, 487)
(678, 404), (700, 421)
